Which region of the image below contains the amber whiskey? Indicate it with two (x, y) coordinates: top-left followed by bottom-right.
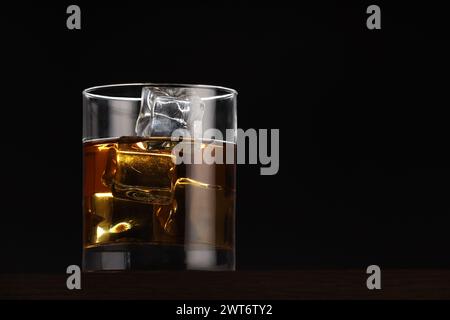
(83, 136), (235, 270)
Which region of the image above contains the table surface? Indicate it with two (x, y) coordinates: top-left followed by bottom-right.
(1, 270), (449, 300)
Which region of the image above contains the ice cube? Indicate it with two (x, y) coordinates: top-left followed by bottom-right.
(90, 192), (152, 243)
(152, 177), (223, 243)
(154, 198), (179, 237)
(135, 87), (204, 137)
(101, 138), (176, 204)
(109, 197), (153, 242)
(91, 192), (114, 220)
(90, 192), (114, 243)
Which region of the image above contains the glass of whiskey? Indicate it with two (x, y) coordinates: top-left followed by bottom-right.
(83, 84), (237, 271)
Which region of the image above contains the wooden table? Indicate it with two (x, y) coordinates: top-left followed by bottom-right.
(1, 270), (449, 299)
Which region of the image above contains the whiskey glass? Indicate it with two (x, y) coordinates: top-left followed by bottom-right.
(82, 83), (237, 271)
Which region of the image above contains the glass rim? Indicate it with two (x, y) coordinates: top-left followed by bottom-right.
(83, 83), (238, 101)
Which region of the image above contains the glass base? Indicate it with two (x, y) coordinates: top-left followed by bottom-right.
(83, 243), (235, 271)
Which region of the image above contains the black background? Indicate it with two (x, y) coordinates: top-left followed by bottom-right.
(1, 1), (449, 273)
